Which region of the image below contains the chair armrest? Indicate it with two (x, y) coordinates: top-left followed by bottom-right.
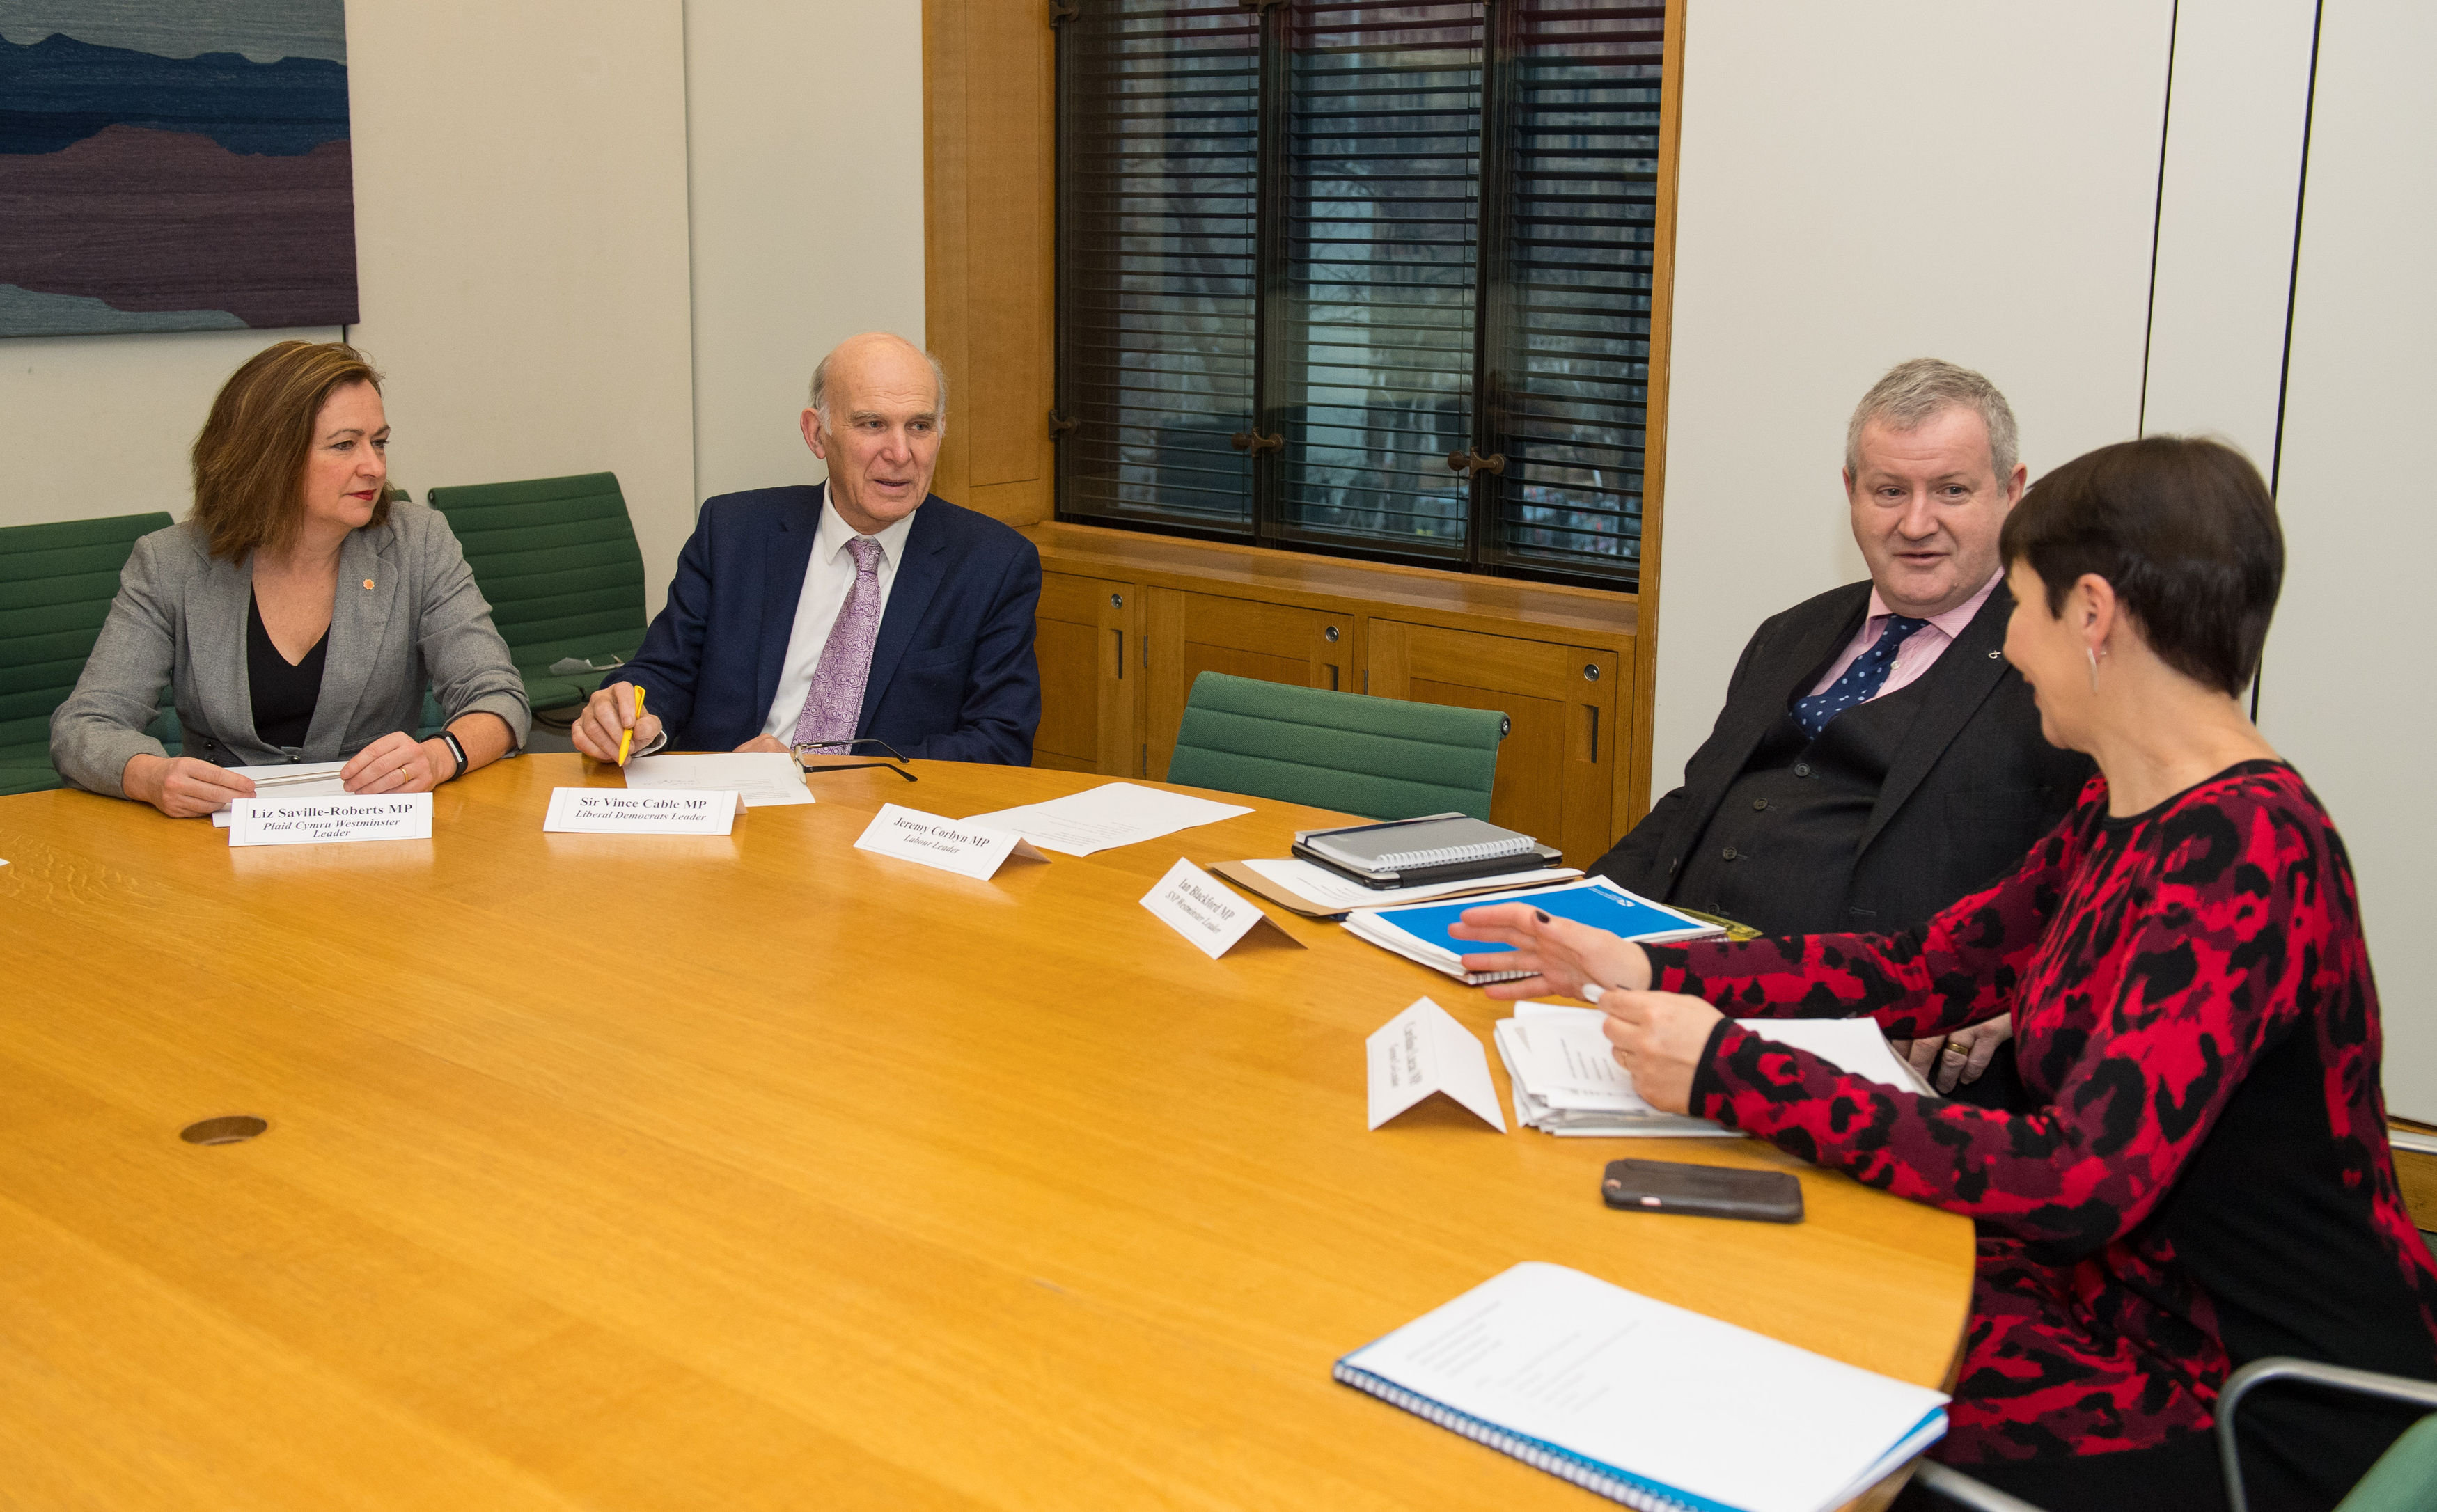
(2218, 1357), (2437, 1512)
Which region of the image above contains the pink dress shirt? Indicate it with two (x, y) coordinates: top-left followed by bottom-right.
(1805, 570), (2003, 701)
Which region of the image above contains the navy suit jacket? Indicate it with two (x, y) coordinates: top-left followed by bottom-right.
(617, 484), (1042, 764)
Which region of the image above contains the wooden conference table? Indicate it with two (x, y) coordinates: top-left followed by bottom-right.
(0, 755), (1973, 1510)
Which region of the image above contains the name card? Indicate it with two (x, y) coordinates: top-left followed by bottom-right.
(544, 787), (738, 835)
(1138, 856), (1303, 960)
(852, 802), (1049, 879)
(227, 792), (434, 847)
(1366, 996), (1507, 1132)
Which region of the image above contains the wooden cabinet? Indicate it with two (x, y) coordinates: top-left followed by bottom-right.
(1024, 524), (1647, 860)
(1141, 589), (1361, 781)
(1032, 572), (1137, 775)
(1368, 623), (1623, 869)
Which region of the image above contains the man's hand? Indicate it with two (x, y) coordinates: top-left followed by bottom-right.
(572, 681), (664, 764)
(341, 731), (452, 794)
(122, 753), (256, 818)
(1450, 902), (1654, 1002)
(733, 734), (790, 754)
(1599, 989), (1726, 1114)
(1895, 1014), (2014, 1093)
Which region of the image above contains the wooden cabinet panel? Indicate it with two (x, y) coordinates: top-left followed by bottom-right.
(1032, 572), (1137, 775)
(1144, 588), (1360, 780)
(1369, 622), (1624, 869)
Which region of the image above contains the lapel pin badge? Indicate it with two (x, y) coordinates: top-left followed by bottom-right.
(363, 578), (375, 590)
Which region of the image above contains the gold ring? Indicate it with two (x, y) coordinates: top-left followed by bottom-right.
(1943, 1044), (1968, 1058)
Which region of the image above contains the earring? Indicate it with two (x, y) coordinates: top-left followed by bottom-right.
(2086, 645), (2104, 693)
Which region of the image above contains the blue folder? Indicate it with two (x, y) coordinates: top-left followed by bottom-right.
(1365, 879), (1714, 959)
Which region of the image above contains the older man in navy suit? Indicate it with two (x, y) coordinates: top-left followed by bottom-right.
(574, 333), (1041, 766)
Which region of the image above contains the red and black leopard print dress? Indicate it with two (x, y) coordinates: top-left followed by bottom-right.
(1643, 761), (2437, 1502)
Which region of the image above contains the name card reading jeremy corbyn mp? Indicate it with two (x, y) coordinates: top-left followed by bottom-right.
(227, 792), (434, 847)
(543, 787), (739, 835)
(1138, 857), (1304, 960)
(853, 803), (1049, 880)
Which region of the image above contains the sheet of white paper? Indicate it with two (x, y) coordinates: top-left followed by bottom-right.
(542, 787), (739, 835)
(228, 792), (434, 846)
(211, 761), (350, 826)
(1242, 857), (1581, 911)
(854, 803), (1045, 880)
(1340, 1262), (1947, 1512)
(1741, 1018), (1929, 1093)
(625, 752), (813, 808)
(1365, 996), (1506, 1131)
(964, 782), (1251, 856)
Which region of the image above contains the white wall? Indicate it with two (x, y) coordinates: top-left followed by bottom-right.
(2254, 1), (2437, 1118)
(682, 0), (927, 506)
(1652, 1), (2175, 796)
(347, 0), (696, 614)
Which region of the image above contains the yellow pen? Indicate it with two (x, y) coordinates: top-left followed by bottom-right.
(617, 684), (644, 766)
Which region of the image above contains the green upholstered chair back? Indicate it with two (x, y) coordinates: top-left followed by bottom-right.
(2340, 1413), (2437, 1511)
(425, 472), (648, 714)
(0, 511), (176, 796)
(1163, 671), (1504, 821)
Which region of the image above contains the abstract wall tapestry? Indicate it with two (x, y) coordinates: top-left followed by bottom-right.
(0, 1), (356, 337)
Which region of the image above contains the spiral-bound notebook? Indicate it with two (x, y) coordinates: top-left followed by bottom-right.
(1335, 1263), (1948, 1512)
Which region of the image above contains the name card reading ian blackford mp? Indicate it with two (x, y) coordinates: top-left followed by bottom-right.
(1138, 857), (1304, 960)
(543, 787), (739, 835)
(227, 792), (434, 847)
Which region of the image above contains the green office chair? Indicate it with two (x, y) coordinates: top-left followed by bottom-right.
(424, 471), (648, 716)
(1163, 670), (1504, 821)
(1912, 1355), (2437, 1512)
(0, 511), (177, 796)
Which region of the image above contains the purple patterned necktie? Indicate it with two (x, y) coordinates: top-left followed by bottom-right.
(792, 536), (884, 750)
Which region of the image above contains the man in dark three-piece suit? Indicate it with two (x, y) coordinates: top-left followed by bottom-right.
(572, 333), (1041, 767)
(1594, 359), (2092, 1102)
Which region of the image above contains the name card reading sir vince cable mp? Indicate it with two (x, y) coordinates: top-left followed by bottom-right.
(1139, 858), (1303, 960)
(544, 787), (739, 835)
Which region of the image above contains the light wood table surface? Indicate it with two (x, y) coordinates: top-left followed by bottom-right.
(0, 755), (1973, 1510)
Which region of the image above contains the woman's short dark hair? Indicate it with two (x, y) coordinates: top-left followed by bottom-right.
(191, 340), (386, 562)
(1999, 435), (2282, 696)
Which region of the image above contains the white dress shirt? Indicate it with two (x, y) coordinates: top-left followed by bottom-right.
(759, 498), (918, 739)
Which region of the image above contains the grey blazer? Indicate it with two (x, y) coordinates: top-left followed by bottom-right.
(49, 502), (531, 796)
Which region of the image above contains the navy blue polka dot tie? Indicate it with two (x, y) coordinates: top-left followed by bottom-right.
(1792, 615), (1928, 738)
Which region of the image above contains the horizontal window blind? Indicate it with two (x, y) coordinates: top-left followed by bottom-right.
(1057, 1), (1259, 529)
(1480, 1), (1666, 579)
(1056, 0), (1670, 590)
(1276, 3), (1482, 558)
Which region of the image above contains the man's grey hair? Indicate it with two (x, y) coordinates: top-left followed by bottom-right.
(808, 336), (949, 431)
(1844, 358), (2019, 482)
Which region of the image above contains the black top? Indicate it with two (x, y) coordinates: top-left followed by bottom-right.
(1591, 579), (2093, 936)
(246, 591), (329, 749)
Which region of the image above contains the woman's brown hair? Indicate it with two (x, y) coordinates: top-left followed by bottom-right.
(191, 340), (386, 561)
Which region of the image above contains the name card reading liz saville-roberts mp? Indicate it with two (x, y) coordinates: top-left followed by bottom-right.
(226, 792), (434, 848)
(1138, 856), (1305, 960)
(542, 787), (739, 835)
(852, 803), (1049, 880)
(1366, 995), (1507, 1132)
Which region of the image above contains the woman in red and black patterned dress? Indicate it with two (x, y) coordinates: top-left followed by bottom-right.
(1455, 436), (2437, 1512)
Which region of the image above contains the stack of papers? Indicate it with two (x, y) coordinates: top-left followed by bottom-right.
(1345, 876), (1722, 985)
(1496, 1003), (1934, 1137)
(1216, 856), (1582, 917)
(625, 751), (813, 808)
(210, 761), (349, 826)
(1496, 1003), (1735, 1137)
(964, 782), (1251, 856)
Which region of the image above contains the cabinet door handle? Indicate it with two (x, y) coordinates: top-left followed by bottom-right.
(1113, 628), (1124, 679)
(1585, 704), (1600, 764)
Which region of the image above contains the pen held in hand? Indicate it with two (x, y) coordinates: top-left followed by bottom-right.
(618, 684), (644, 766)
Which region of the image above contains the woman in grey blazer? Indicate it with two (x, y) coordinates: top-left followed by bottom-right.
(50, 340), (530, 817)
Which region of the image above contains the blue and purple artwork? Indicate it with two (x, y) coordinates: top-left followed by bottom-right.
(0, 1), (356, 337)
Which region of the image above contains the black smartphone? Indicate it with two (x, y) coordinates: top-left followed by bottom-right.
(1601, 1158), (1804, 1224)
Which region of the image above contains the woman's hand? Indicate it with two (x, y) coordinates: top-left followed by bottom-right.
(1599, 989), (1726, 1115)
(572, 681), (663, 765)
(1895, 1014), (2014, 1093)
(1449, 902), (1655, 1002)
(340, 730), (451, 794)
(122, 753), (256, 818)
